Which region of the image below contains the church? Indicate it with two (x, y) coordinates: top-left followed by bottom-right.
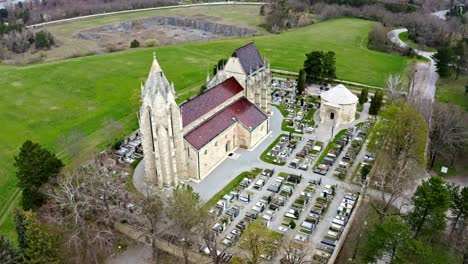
(139, 43), (272, 187)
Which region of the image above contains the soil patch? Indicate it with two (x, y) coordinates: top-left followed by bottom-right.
(77, 16), (257, 48)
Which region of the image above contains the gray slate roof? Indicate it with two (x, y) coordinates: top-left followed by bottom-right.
(232, 42), (264, 74)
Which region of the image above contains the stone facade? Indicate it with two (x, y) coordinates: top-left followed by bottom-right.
(140, 43), (271, 187)
(139, 55), (188, 187)
(319, 84), (358, 127)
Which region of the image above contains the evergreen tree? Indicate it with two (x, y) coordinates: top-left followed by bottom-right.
(259, 5), (265, 16)
(368, 90), (383, 115)
(447, 184), (468, 236)
(407, 176), (450, 238)
(432, 47), (453, 78)
(361, 217), (412, 263)
(358, 88), (369, 105)
(24, 211), (61, 264)
(0, 235), (23, 264)
(303, 51), (324, 83)
(296, 69), (306, 95)
(212, 58), (227, 75)
(14, 140), (63, 210)
(323, 51), (336, 81)
(130, 39), (140, 48)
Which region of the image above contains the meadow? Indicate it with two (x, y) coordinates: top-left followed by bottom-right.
(0, 14), (409, 238)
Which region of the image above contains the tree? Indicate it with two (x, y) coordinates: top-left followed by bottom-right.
(432, 47), (453, 78)
(213, 58), (227, 75)
(166, 185), (204, 264)
(239, 221), (278, 264)
(368, 90), (383, 115)
(303, 51), (324, 83)
(103, 118), (124, 146)
(259, 5), (265, 16)
(360, 164), (371, 182)
(296, 69), (306, 95)
(358, 88), (368, 105)
(427, 102), (467, 169)
(368, 104), (427, 221)
(360, 216), (412, 263)
(385, 74), (402, 104)
(201, 214), (232, 264)
(447, 184), (468, 238)
(14, 140), (63, 210)
(0, 235), (22, 264)
(24, 211), (61, 264)
(14, 208), (28, 255)
(407, 176), (450, 238)
(141, 194), (165, 262)
(47, 152), (125, 264)
(130, 39), (140, 48)
(199, 84), (207, 94)
(35, 30), (54, 49)
(452, 41), (467, 80)
(279, 237), (311, 264)
(323, 51), (336, 81)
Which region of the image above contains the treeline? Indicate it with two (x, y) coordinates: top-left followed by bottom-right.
(274, 0), (462, 49)
(2, 0), (177, 25)
(309, 2), (462, 48)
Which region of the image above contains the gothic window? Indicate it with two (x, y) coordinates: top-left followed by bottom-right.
(147, 107), (155, 152)
(204, 149), (208, 155)
(187, 148), (190, 158)
(215, 141), (218, 147)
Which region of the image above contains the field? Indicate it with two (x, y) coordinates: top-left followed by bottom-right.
(435, 74), (468, 111)
(0, 10), (409, 238)
(398, 31), (436, 52)
(27, 5), (267, 62)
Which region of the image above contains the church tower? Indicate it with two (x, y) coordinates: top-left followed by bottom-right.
(139, 53), (187, 187)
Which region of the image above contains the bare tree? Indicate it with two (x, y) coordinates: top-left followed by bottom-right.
(428, 102), (467, 169)
(201, 214), (232, 264)
(46, 152), (127, 263)
(140, 193), (165, 262)
(385, 74), (403, 105)
(166, 185), (204, 264)
(368, 104), (427, 221)
(278, 237), (311, 264)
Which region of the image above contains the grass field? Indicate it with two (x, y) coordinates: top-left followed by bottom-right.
(0, 16), (409, 238)
(435, 74), (468, 111)
(39, 5), (267, 62)
(398, 31), (436, 52)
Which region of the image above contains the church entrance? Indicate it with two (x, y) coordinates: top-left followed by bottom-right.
(330, 112), (335, 120)
(226, 141), (231, 152)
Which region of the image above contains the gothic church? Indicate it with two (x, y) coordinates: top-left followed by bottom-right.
(139, 43), (272, 187)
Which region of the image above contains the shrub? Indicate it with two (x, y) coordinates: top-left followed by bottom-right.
(34, 30), (55, 49)
(289, 220), (296, 229)
(144, 38), (159, 47)
(130, 39), (140, 48)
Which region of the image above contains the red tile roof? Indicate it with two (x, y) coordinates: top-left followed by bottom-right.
(180, 77), (244, 127)
(184, 98), (267, 149)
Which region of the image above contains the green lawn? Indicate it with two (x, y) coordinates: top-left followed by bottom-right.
(313, 129), (347, 168)
(435, 74), (468, 111)
(202, 168), (262, 211)
(0, 17), (409, 238)
(398, 31), (436, 52)
(260, 134), (288, 165)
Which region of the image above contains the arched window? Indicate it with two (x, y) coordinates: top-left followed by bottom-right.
(204, 149), (208, 155)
